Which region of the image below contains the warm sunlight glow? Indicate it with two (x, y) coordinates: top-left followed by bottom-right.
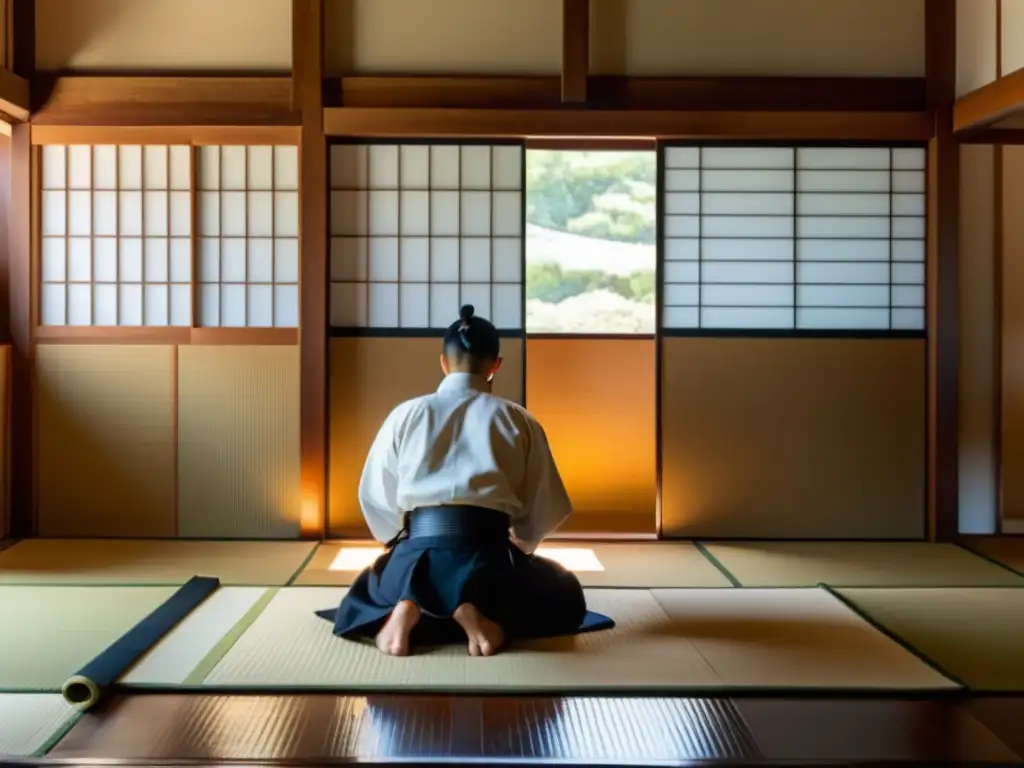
(537, 547), (605, 572)
(328, 545), (604, 573)
(329, 546), (385, 571)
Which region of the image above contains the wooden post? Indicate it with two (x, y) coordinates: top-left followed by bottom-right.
(294, 0), (327, 539)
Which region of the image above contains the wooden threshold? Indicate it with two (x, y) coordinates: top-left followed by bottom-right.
(30, 76), (300, 126)
(324, 107), (933, 141)
(33, 327), (298, 345)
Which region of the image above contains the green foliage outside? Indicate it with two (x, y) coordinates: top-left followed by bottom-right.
(526, 151), (656, 245)
(526, 150), (656, 307)
(526, 262), (655, 305)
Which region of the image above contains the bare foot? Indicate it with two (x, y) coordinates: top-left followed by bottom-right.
(375, 600), (421, 656)
(453, 603), (505, 657)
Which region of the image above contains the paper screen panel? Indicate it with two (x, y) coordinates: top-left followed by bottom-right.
(329, 142), (523, 331)
(195, 145), (299, 328)
(661, 145), (926, 333)
(40, 144), (193, 327)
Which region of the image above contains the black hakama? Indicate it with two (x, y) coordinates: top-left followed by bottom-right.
(315, 505), (614, 645)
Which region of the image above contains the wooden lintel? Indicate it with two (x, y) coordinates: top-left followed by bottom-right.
(331, 75), (928, 112)
(29, 125), (300, 146)
(0, 68), (29, 122)
(561, 0), (589, 104)
(30, 76), (300, 126)
(954, 67), (1024, 135)
(324, 107), (934, 141)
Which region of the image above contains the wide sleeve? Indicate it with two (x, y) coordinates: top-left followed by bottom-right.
(357, 407), (405, 543)
(510, 417), (572, 554)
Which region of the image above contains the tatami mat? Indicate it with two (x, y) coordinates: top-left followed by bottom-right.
(701, 542), (1024, 587)
(121, 588), (270, 686)
(651, 589), (955, 690)
(196, 587), (956, 692)
(962, 538), (1024, 578)
(0, 539), (317, 586)
(0, 694), (78, 757)
(294, 541), (732, 588)
(838, 588), (1024, 692)
(0, 586), (176, 690)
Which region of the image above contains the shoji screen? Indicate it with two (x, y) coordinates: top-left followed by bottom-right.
(40, 144), (193, 327)
(196, 145), (300, 328)
(660, 144), (927, 539)
(328, 141), (526, 534)
(661, 146), (926, 331)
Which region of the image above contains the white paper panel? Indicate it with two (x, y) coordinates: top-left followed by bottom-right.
(274, 285), (299, 327)
(42, 146), (66, 188)
(798, 308), (889, 330)
(400, 238), (430, 282)
(401, 146), (430, 188)
(93, 145), (117, 189)
(39, 143), (194, 328)
(275, 146), (299, 190)
(193, 145), (303, 327)
(329, 142), (524, 329)
(703, 261), (792, 284)
(701, 307), (792, 329)
(702, 147), (794, 169)
(68, 239), (91, 281)
(663, 261), (699, 284)
(703, 192), (792, 216)
(663, 284), (699, 305)
(702, 284), (792, 307)
(431, 238), (460, 281)
(492, 284), (522, 328)
(661, 143), (927, 332)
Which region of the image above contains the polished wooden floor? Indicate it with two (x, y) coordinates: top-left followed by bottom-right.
(7, 693), (1020, 766)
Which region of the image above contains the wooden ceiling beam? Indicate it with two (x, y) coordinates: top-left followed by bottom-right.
(29, 76), (299, 126)
(954, 67), (1024, 136)
(331, 75), (927, 112)
(323, 107), (933, 141)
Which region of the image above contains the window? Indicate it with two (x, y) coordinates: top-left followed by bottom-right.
(526, 150), (657, 334)
(196, 145), (300, 328)
(328, 142), (524, 330)
(40, 144), (193, 327)
(661, 145), (926, 332)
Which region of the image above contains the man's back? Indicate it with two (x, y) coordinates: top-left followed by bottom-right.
(358, 372), (571, 551)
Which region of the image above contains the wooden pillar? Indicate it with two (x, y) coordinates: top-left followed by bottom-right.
(561, 0), (589, 104)
(294, 0), (327, 539)
(925, 0), (959, 540)
(8, 0), (32, 537)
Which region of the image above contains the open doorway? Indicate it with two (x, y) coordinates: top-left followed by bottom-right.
(525, 149), (657, 334)
(524, 145), (658, 537)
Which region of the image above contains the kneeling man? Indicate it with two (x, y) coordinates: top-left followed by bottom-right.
(317, 304), (612, 656)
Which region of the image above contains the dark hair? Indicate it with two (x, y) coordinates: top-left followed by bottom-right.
(442, 304), (501, 372)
